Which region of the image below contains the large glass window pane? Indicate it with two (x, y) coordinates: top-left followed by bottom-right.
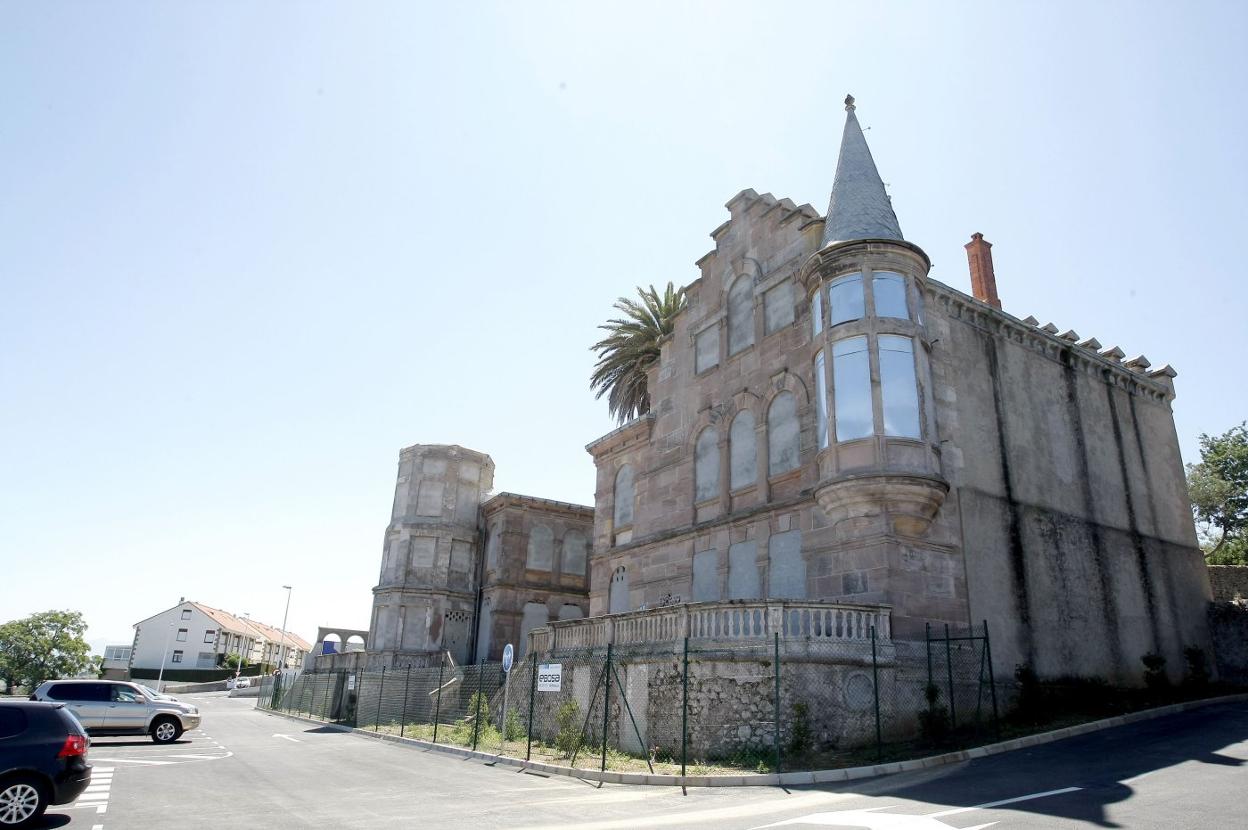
(828, 273), (864, 325)
(832, 336), (872, 441)
(879, 335), (921, 438)
(873, 272), (909, 319)
(811, 289), (823, 336)
(814, 350), (829, 450)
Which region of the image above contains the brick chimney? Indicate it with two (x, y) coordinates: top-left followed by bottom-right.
(964, 232), (1001, 309)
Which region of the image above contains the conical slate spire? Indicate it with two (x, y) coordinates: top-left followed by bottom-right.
(821, 95), (904, 246)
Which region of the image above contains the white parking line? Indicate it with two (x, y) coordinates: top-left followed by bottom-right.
(90, 757), (176, 765)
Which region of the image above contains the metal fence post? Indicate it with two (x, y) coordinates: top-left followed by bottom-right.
(871, 624), (882, 762)
(471, 660), (485, 751)
(321, 672), (331, 721)
(433, 652), (445, 745)
(374, 667), (386, 732)
(601, 643), (613, 772)
(944, 623), (957, 732)
(526, 654), (537, 761)
(773, 632), (781, 774)
(925, 622), (933, 691)
(983, 619), (1001, 739)
(399, 667), (412, 738)
(681, 636), (689, 777)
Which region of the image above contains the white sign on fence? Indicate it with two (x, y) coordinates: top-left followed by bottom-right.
(537, 663), (562, 692)
(348, 675), (356, 690)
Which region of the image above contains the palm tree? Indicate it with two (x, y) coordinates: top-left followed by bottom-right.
(590, 282), (687, 423)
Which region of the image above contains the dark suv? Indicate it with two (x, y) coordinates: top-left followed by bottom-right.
(0, 701), (92, 828)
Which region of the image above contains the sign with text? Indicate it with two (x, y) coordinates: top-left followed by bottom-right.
(537, 663), (562, 692)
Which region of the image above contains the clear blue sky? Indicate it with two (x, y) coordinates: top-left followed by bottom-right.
(2, 2), (1245, 652)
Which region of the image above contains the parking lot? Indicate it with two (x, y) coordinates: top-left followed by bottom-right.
(32, 693), (1248, 829)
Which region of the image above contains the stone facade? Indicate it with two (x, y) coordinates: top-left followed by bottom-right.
(361, 443), (592, 670)
(583, 100), (1213, 686)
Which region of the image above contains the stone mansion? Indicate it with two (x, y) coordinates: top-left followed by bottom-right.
(354, 97), (1212, 685)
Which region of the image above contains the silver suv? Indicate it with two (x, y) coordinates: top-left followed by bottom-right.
(30, 680), (201, 744)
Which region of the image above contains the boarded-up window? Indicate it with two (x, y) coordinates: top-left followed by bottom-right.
(613, 465), (635, 527)
(450, 540), (472, 573)
(730, 411), (757, 490)
(694, 427), (719, 503)
(692, 549), (720, 601)
(768, 530), (805, 598)
(727, 275), (754, 356)
(409, 537), (436, 569)
(562, 530), (587, 576)
(728, 541), (759, 599)
(558, 604), (584, 621)
(695, 326), (719, 373)
(527, 525), (554, 571)
(767, 391), (800, 476)
(518, 602), (548, 658)
(486, 523), (501, 570)
(415, 480), (444, 516)
(764, 280), (794, 334)
(609, 567), (630, 614)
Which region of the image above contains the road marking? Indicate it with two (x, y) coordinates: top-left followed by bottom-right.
(513, 792), (857, 830)
(162, 753), (232, 760)
(273, 733), (302, 742)
(927, 786), (1083, 817)
(754, 786), (1084, 829)
(91, 757), (176, 765)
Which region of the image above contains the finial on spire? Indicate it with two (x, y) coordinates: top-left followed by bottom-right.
(844, 94), (855, 111)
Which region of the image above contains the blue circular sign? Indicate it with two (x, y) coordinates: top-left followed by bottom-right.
(502, 643), (514, 673)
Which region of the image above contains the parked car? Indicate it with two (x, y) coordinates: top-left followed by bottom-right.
(232, 677), (250, 689)
(0, 700), (92, 828)
(29, 680), (201, 744)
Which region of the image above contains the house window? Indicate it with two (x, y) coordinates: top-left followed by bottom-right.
(613, 465), (635, 528)
(203, 630), (215, 644)
(609, 566), (629, 614)
(811, 290), (823, 336)
(730, 410), (757, 489)
(833, 336), (872, 441)
(872, 272), (909, 319)
(814, 350), (829, 450)
(694, 427), (719, 503)
(727, 275), (754, 355)
(171, 650), (184, 663)
(694, 325), (719, 373)
(828, 273), (864, 326)
(176, 628), (188, 642)
(879, 335), (921, 438)
(767, 391), (800, 476)
(181, 609), (191, 620)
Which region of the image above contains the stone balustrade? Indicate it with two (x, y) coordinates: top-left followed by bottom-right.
(528, 599), (891, 655)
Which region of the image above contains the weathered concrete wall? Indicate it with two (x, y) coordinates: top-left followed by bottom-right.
(927, 286), (1212, 684)
(1208, 565), (1248, 602)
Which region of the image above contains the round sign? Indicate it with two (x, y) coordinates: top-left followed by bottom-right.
(502, 643), (514, 673)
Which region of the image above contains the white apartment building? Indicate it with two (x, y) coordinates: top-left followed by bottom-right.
(130, 599), (311, 675)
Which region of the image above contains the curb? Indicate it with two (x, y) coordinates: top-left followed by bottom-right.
(260, 691), (1248, 788)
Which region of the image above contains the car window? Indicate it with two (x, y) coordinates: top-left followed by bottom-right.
(48, 683), (109, 702)
(113, 686), (144, 703)
(0, 707), (28, 739)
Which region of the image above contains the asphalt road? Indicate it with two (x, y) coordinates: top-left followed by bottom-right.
(35, 693), (1247, 829)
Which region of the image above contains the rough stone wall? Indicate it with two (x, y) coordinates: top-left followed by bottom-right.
(1209, 600), (1248, 683)
(478, 494), (592, 661)
(927, 286), (1212, 684)
(1207, 565), (1248, 602)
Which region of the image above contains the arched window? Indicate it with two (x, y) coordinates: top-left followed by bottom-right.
(829, 273), (865, 325)
(767, 391), (800, 476)
(694, 427), (719, 503)
(561, 530), (587, 576)
(613, 465), (635, 527)
(609, 566), (630, 614)
(730, 410), (757, 490)
(485, 523), (501, 570)
(727, 275), (754, 355)
(526, 524), (553, 571)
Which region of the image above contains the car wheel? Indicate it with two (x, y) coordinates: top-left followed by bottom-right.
(151, 717), (182, 744)
(0, 776), (47, 828)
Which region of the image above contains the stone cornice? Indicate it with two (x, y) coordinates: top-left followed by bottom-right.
(482, 491), (594, 518)
(927, 281), (1176, 402)
(586, 413), (655, 458)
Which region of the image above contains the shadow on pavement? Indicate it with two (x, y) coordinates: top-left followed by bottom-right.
(33, 814), (71, 828)
(807, 701), (1248, 828)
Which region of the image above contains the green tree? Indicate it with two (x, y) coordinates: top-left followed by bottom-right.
(589, 282), (687, 424)
(0, 610), (92, 693)
(1187, 422), (1248, 565)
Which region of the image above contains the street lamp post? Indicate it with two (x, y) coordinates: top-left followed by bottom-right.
(155, 619), (175, 692)
(277, 585), (292, 671)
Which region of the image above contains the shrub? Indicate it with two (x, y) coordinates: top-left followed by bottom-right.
(554, 699), (583, 756)
(504, 707), (525, 742)
(1141, 653), (1169, 691)
(786, 701), (813, 759)
(1182, 646), (1210, 690)
(918, 683), (950, 744)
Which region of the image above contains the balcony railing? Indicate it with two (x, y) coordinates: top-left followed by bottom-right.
(528, 599), (891, 655)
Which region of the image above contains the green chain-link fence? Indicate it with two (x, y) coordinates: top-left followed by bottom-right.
(255, 622), (1001, 775)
